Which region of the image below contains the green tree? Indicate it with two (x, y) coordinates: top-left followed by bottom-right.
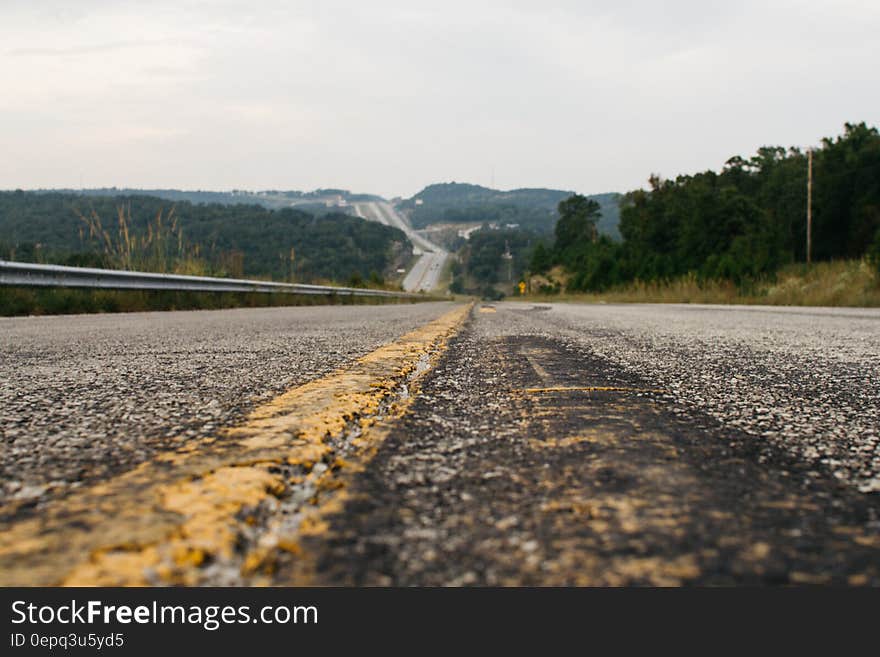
(555, 194), (600, 249)
(530, 240), (552, 273)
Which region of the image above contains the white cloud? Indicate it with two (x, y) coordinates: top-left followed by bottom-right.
(0, 0), (877, 196)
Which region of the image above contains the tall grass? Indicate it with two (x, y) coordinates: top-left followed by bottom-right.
(759, 260), (880, 306)
(525, 259), (880, 307)
(76, 204), (207, 275)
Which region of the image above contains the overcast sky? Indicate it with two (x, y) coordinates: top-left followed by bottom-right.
(1, 0), (877, 198)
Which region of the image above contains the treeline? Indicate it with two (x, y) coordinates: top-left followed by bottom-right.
(450, 228), (538, 298)
(400, 182), (621, 237)
(533, 122), (880, 291)
(0, 191), (407, 284)
(36, 187), (383, 209)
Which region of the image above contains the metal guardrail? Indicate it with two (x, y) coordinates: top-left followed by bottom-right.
(0, 260), (421, 299)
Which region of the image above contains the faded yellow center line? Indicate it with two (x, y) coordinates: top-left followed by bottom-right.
(0, 303), (472, 586)
(521, 386), (668, 394)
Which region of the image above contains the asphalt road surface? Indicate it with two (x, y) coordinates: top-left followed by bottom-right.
(0, 303), (454, 514)
(2, 301), (879, 585)
(354, 201), (448, 292)
(293, 302), (880, 585)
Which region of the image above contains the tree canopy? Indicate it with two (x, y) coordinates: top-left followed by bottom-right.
(0, 192), (407, 284)
(532, 122), (880, 291)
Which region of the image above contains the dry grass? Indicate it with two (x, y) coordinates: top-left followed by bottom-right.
(76, 204), (208, 275)
(524, 260), (880, 307)
(759, 260), (880, 306)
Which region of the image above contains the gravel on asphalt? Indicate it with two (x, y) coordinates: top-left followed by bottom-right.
(0, 302), (454, 514)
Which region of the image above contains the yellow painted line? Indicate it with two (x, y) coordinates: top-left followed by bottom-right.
(0, 303), (472, 586)
(529, 432), (619, 450)
(478, 305), (496, 313)
(522, 386), (668, 394)
(521, 349), (553, 384)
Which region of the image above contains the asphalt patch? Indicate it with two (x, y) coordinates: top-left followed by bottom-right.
(282, 319), (880, 585)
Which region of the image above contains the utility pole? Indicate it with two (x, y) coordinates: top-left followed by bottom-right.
(806, 148), (813, 265)
(502, 240), (513, 283)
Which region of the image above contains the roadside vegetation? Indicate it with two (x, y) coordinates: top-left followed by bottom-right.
(0, 287), (418, 317)
(530, 122), (879, 295)
(523, 259), (880, 307)
(0, 195), (415, 316)
(456, 122), (879, 306)
(0, 191), (409, 283)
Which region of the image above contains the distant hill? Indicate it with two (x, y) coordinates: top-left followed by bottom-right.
(35, 188), (384, 212)
(398, 182), (621, 238)
(0, 191), (406, 283)
(402, 183), (572, 210)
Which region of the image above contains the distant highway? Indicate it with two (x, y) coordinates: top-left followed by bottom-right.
(354, 201), (448, 292)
